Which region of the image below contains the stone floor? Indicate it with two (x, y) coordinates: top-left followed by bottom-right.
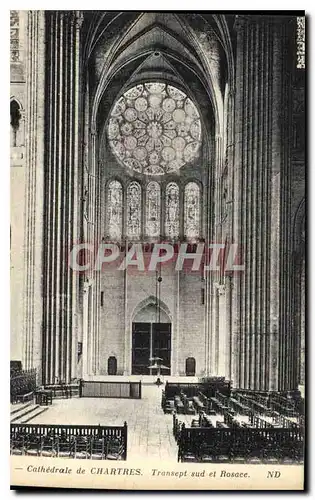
(30, 385), (178, 460)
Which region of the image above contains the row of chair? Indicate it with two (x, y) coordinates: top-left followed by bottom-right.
(179, 441), (304, 463)
(234, 391), (302, 419)
(10, 434), (125, 460)
(164, 379), (231, 401)
(214, 393), (301, 428)
(11, 369), (37, 404)
(177, 426), (304, 463)
(226, 397), (251, 415)
(164, 390), (243, 418)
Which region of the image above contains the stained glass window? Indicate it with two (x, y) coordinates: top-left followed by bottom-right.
(127, 181), (141, 239)
(165, 182), (179, 239)
(107, 180), (123, 240)
(146, 182), (161, 237)
(184, 182), (200, 239)
(108, 83), (202, 175)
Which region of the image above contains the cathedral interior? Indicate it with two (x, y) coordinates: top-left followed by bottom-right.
(11, 11), (305, 396)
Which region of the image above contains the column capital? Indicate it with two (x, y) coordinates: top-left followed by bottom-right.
(83, 278), (90, 293)
(234, 14), (289, 32)
(214, 283), (226, 295)
(225, 275), (234, 289)
(75, 11), (84, 30)
(66, 10), (84, 28)
(233, 15), (248, 32)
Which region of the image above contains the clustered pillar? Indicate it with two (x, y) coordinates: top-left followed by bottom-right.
(42, 11), (83, 384)
(231, 16), (294, 391)
(22, 11), (45, 379)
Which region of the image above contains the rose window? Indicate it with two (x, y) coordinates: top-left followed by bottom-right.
(107, 83), (202, 175)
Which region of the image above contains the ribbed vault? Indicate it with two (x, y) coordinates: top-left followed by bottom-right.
(80, 12), (234, 135)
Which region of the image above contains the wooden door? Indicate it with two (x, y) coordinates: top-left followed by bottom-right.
(132, 323), (150, 374)
(152, 323), (171, 375)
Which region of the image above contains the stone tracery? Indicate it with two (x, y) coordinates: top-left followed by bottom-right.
(108, 83), (202, 175)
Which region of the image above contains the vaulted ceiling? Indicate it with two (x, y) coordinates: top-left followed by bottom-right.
(80, 12), (235, 136)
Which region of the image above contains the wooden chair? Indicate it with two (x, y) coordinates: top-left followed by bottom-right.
(186, 400), (195, 415)
(41, 434), (57, 457)
(246, 440), (264, 463)
(24, 434), (41, 456)
(173, 417), (183, 442)
(198, 442), (215, 462)
(106, 438), (124, 460)
(74, 436), (90, 459)
(10, 432), (24, 456)
(90, 437), (105, 460)
(180, 444), (199, 462)
(35, 390), (52, 406)
(57, 435), (75, 458)
(215, 442), (231, 463)
(164, 400), (175, 414)
(175, 401), (185, 415)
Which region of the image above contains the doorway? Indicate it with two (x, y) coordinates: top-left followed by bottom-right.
(132, 322), (171, 375)
(108, 356), (117, 375)
(185, 357), (196, 376)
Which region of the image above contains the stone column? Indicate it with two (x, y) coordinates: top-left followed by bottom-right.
(269, 19), (293, 392)
(299, 259), (305, 386)
(221, 86), (235, 383)
(204, 138), (213, 376)
(123, 243), (129, 375)
(208, 129), (224, 376)
(216, 284), (227, 376)
(173, 269), (180, 376)
(232, 16), (292, 390)
(230, 18), (246, 388)
(42, 11), (83, 384)
(22, 11), (45, 380)
(82, 282), (90, 378)
(209, 283), (218, 375)
(225, 276), (233, 380)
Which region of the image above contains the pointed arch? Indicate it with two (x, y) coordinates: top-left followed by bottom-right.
(131, 295), (172, 323)
(10, 96), (24, 111)
(89, 12), (227, 133)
